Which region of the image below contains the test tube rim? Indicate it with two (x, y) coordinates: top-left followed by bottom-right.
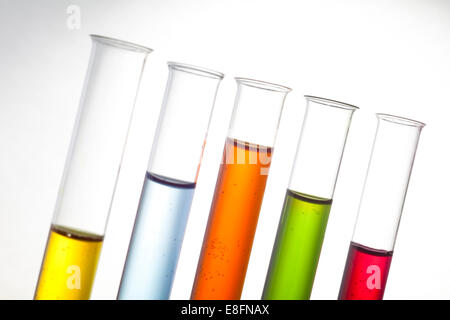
(90, 34), (153, 54)
(168, 61), (224, 80)
(235, 77), (292, 93)
(304, 95), (359, 111)
(376, 113), (426, 128)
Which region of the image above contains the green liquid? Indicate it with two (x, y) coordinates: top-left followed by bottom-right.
(262, 189), (332, 300)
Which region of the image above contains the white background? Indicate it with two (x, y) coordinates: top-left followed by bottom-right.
(0, 0), (448, 300)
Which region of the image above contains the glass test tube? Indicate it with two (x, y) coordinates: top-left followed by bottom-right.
(338, 114), (424, 300)
(118, 63), (223, 300)
(34, 35), (152, 300)
(262, 96), (358, 300)
(191, 78), (291, 300)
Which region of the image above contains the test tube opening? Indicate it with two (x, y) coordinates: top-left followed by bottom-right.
(376, 113), (426, 128)
(304, 95), (359, 111)
(168, 62), (224, 80)
(235, 77), (292, 93)
(90, 34), (153, 54)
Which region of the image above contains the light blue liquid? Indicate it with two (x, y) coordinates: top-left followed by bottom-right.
(118, 172), (195, 300)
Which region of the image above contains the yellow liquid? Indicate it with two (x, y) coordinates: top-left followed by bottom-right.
(34, 225), (103, 300)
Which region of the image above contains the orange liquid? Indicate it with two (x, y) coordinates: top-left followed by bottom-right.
(191, 138), (272, 299)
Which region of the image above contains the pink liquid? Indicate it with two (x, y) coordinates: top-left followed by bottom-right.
(338, 242), (393, 300)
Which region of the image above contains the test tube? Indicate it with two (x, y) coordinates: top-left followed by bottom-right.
(338, 114), (424, 300)
(118, 63), (223, 300)
(191, 78), (291, 300)
(34, 35), (152, 299)
(262, 96), (358, 300)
